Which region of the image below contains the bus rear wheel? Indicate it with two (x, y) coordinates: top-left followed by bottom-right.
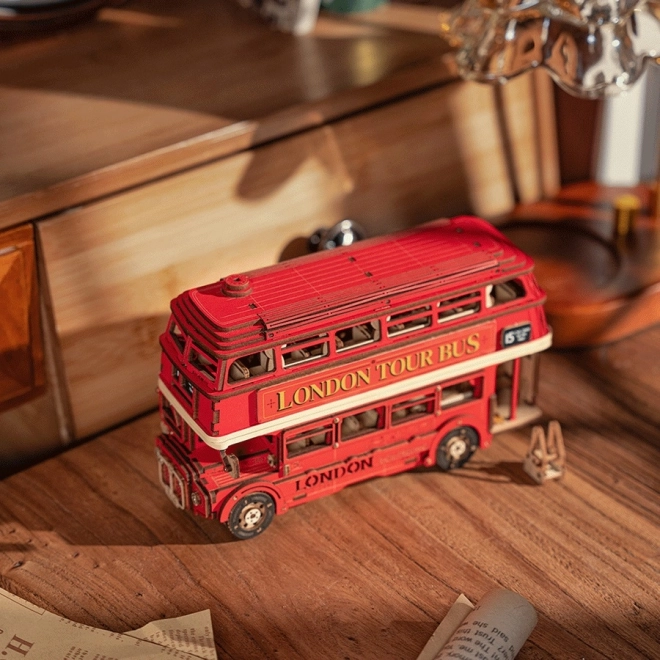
(227, 493), (275, 540)
(436, 426), (478, 471)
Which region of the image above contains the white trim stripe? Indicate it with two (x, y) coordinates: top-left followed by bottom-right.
(159, 332), (552, 451)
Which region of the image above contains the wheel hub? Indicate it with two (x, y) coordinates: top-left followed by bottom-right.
(446, 436), (468, 461)
(241, 504), (264, 529)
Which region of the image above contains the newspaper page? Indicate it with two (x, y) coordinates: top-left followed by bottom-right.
(127, 611), (217, 659)
(0, 587), (217, 660)
(418, 590), (537, 660)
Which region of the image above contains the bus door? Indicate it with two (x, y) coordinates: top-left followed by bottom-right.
(493, 355), (540, 425)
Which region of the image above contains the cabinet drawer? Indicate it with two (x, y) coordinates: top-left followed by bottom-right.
(0, 224), (43, 409)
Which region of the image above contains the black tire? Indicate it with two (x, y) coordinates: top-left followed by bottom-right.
(436, 426), (478, 471)
(227, 493), (275, 540)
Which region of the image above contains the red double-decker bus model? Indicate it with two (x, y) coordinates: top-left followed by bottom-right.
(156, 216), (551, 539)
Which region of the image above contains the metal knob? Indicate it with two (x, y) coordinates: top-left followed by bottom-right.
(308, 219), (366, 251)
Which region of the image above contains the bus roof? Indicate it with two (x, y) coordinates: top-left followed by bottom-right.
(175, 216), (532, 348)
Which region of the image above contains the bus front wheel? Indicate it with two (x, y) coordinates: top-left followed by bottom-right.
(436, 426), (478, 471)
(227, 493), (275, 540)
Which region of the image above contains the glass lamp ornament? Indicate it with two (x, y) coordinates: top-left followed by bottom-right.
(443, 0), (660, 97)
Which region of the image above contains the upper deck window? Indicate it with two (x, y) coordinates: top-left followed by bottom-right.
(487, 279), (525, 307)
(172, 366), (194, 402)
(282, 335), (329, 368)
(336, 321), (380, 352)
(438, 293), (481, 324)
(386, 306), (432, 338)
(189, 345), (218, 382)
(170, 322), (186, 352)
(228, 349), (275, 384)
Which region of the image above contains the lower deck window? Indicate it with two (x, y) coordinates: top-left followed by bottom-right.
(441, 377), (482, 409)
(182, 425), (197, 451)
(391, 393), (435, 424)
(341, 407), (384, 441)
(231, 436), (276, 471)
(160, 398), (179, 432)
(286, 424), (333, 458)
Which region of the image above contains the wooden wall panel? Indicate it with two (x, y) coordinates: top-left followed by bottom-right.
(336, 81), (514, 230)
(39, 80), (519, 439)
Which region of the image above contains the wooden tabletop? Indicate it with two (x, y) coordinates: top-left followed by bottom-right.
(0, 0), (455, 229)
(1, 325), (658, 658)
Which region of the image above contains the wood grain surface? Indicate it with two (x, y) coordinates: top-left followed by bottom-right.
(0, 326), (658, 659)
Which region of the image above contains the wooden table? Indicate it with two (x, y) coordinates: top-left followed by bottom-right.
(1, 326), (658, 658)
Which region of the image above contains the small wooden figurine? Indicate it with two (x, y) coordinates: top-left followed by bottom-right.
(523, 420), (566, 484)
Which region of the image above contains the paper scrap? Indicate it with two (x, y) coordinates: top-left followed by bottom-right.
(418, 589), (538, 660)
(417, 594), (475, 660)
(0, 587), (217, 660)
(128, 611), (217, 659)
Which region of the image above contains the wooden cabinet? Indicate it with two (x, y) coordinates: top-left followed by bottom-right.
(0, 224), (43, 409)
(0, 0), (557, 466)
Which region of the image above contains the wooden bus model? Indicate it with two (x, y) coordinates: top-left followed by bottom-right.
(156, 216), (552, 539)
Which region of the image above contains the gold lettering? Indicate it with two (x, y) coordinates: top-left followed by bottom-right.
(405, 353), (420, 372)
(376, 362), (389, 380)
(277, 391), (292, 411)
(466, 332), (480, 353)
(390, 357), (405, 376)
(439, 343), (453, 362)
(324, 378), (340, 396)
(341, 372), (357, 391)
(310, 382), (325, 399)
(451, 339), (466, 358)
(293, 387), (311, 405)
(420, 349), (433, 368)
(357, 368), (371, 385)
